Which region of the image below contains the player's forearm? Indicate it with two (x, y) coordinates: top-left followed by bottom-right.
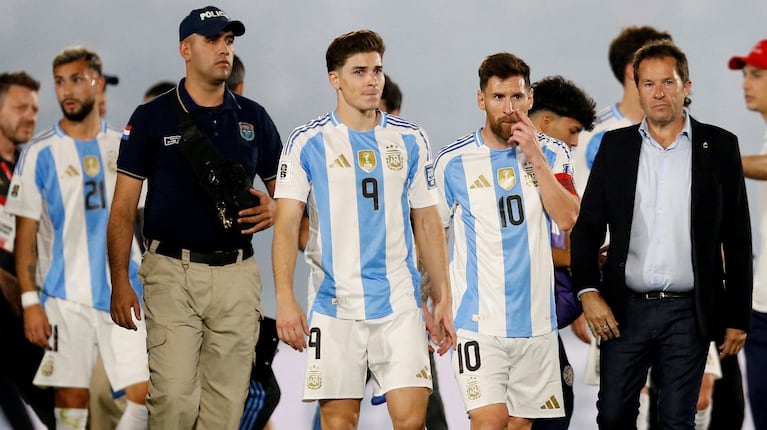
(14, 217), (39, 294)
(273, 237), (298, 305)
(272, 202), (302, 305)
(536, 167), (579, 231)
(552, 247), (570, 268)
(414, 208), (451, 305)
(742, 154), (767, 180)
(107, 202), (137, 282)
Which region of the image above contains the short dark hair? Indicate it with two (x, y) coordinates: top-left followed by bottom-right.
(52, 46), (102, 75)
(530, 76), (596, 132)
(326, 30), (385, 73)
(609, 26), (672, 85)
(381, 74), (402, 113)
(226, 54), (245, 92)
(0, 71), (40, 104)
(143, 81), (176, 100)
(633, 40), (691, 107)
(478, 52), (530, 92)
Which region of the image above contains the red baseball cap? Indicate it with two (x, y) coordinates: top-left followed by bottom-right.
(728, 39), (767, 70)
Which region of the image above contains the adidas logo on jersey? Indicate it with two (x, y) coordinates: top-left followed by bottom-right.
(539, 395), (561, 410)
(62, 165), (80, 178)
(469, 174), (492, 189)
(329, 154), (351, 168)
(415, 366), (431, 380)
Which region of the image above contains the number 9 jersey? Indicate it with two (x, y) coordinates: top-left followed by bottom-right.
(5, 121), (143, 312)
(275, 111), (439, 321)
(433, 130), (573, 338)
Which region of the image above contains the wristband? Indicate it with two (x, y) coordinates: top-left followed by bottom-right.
(21, 291), (40, 308)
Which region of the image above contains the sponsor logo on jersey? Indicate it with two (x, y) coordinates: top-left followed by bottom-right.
(62, 165), (80, 178)
(469, 174), (492, 189)
(122, 125), (131, 139)
(83, 156), (100, 177)
(10, 184), (19, 197)
(539, 395), (561, 410)
(357, 150), (377, 173)
(239, 122), (255, 141)
(425, 164), (436, 189)
(329, 154), (351, 168)
(562, 162), (573, 175)
(306, 365), (322, 390)
(277, 161), (291, 183)
(497, 167), (516, 190)
(466, 376), (481, 400)
(415, 366), (432, 380)
(385, 145), (403, 171)
(163, 135), (181, 146)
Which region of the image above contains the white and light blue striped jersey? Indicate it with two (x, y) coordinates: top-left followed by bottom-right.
(574, 104), (633, 195)
(434, 130), (572, 338)
(5, 121), (142, 312)
(275, 111), (439, 320)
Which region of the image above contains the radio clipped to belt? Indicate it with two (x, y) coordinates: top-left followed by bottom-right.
(175, 101), (259, 233)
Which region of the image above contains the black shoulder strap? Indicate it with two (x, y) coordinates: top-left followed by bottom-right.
(173, 94), (227, 176)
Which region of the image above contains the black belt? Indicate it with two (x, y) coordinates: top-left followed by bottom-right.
(631, 290), (692, 300)
(154, 242), (253, 266)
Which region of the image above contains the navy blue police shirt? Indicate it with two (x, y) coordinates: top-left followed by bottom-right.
(116, 79), (282, 252)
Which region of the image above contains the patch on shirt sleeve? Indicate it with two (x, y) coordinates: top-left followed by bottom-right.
(562, 162), (573, 175)
(425, 164), (436, 189)
(122, 125), (132, 139)
(278, 160), (291, 183)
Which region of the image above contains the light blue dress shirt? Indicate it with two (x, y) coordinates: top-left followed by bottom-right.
(625, 111), (694, 292)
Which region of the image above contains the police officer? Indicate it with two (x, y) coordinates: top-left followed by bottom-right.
(107, 6), (282, 430)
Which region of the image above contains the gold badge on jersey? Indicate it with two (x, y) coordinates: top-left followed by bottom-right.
(358, 150), (377, 173)
(83, 156), (100, 177)
(385, 144), (403, 171)
(497, 167), (516, 190)
(466, 376), (481, 400)
(306, 365), (322, 390)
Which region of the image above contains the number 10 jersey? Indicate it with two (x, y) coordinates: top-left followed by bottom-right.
(434, 130), (573, 338)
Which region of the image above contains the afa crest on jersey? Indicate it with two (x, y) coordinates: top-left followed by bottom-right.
(466, 376), (481, 400)
(84, 156), (100, 177)
(306, 365), (322, 390)
(497, 167), (516, 190)
(523, 162), (538, 187)
(385, 144), (403, 171)
(358, 150), (377, 173)
(239, 122), (255, 141)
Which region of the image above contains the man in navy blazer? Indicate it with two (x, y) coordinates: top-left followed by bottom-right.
(571, 40), (753, 429)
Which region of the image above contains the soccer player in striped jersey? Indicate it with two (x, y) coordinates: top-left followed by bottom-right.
(6, 47), (148, 430)
(573, 26), (672, 196)
(433, 53), (579, 430)
(272, 29), (455, 430)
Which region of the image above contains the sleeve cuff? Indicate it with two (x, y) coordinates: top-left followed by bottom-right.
(577, 287), (599, 300)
